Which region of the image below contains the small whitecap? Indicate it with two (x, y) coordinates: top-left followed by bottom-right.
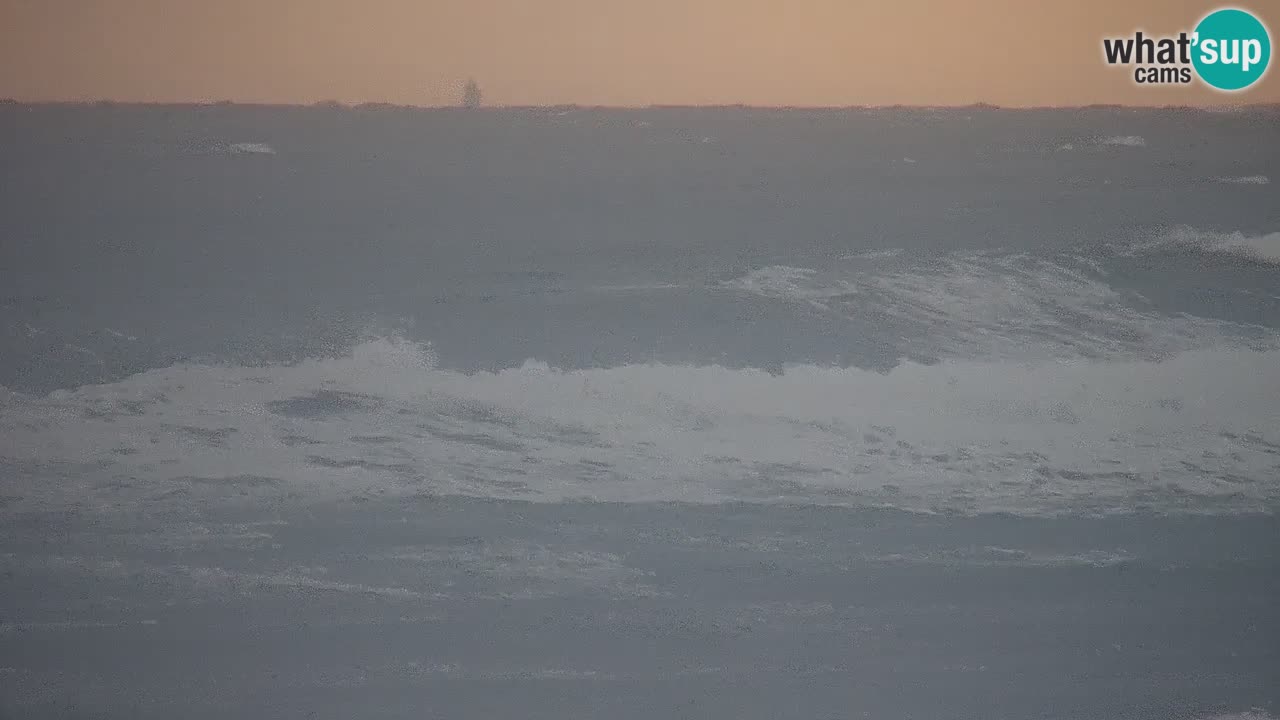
(1097, 135), (1146, 147)
(227, 142), (276, 155)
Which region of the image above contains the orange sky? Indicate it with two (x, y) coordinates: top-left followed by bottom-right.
(2, 0), (1277, 106)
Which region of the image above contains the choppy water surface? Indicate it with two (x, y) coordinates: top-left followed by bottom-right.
(1, 103), (1278, 719)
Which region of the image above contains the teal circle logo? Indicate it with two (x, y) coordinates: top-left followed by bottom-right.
(1192, 8), (1271, 91)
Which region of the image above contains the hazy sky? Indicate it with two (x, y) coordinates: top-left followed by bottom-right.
(2, 0), (1277, 106)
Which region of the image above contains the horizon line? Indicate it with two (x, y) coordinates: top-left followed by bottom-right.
(3, 98), (1279, 112)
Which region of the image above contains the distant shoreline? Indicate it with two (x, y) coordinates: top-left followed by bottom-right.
(2, 98), (1278, 113)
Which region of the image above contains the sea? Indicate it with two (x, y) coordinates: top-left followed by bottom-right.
(1, 102), (1278, 719)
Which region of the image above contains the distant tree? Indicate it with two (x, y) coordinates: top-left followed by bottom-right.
(461, 78), (483, 109)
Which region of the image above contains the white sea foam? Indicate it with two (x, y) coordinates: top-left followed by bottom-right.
(1218, 232), (1280, 263)
(866, 546), (1135, 568)
(1049, 135), (1146, 151)
(839, 249), (903, 260)
(721, 265), (848, 311)
(103, 328), (138, 341)
(1216, 175), (1270, 185)
(3, 236), (1277, 517)
(1097, 135), (1146, 147)
(0, 619), (159, 634)
(721, 249), (1268, 361)
(1, 332), (1277, 517)
(227, 142), (276, 155)
(182, 565), (422, 598)
(1128, 227), (1280, 265)
(587, 283), (686, 293)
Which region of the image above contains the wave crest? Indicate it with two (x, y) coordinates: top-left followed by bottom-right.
(2, 333), (1277, 517)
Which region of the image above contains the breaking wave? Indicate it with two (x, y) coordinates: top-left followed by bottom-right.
(720, 241), (1274, 362)
(1216, 176), (1270, 185)
(1127, 227), (1280, 265)
(1052, 135), (1149, 151)
(1098, 135), (1147, 147)
(226, 141), (276, 155)
(2, 230), (1277, 518)
(2, 331), (1277, 517)
(179, 140), (277, 155)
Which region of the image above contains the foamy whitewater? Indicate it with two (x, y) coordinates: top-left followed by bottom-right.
(1, 104), (1277, 719)
(4, 333), (1279, 516)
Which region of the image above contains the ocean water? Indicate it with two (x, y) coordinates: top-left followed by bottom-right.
(1, 103), (1278, 719)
